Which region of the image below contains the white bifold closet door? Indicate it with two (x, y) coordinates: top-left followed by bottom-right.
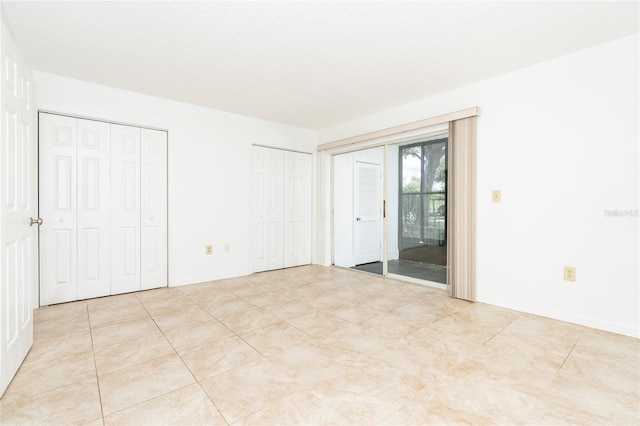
(78, 119), (112, 300)
(253, 147), (284, 272)
(39, 113), (167, 305)
(283, 150), (312, 268)
(110, 124), (141, 295)
(140, 128), (168, 290)
(39, 114), (112, 304)
(252, 146), (311, 273)
(39, 114), (78, 305)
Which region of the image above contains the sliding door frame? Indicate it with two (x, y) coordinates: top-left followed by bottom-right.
(321, 107), (478, 292)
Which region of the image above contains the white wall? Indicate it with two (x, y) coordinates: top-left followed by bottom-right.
(318, 34), (640, 337)
(34, 72), (317, 286)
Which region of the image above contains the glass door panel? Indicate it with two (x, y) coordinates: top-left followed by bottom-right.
(391, 136), (448, 284)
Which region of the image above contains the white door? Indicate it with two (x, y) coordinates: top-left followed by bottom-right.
(332, 154), (355, 268)
(39, 115), (112, 304)
(140, 128), (167, 290)
(332, 153), (355, 268)
(283, 151), (311, 268)
(77, 119), (111, 300)
(0, 24), (36, 397)
(110, 124), (141, 295)
(353, 161), (382, 265)
(40, 117), (167, 301)
(252, 146), (284, 272)
(39, 114), (78, 305)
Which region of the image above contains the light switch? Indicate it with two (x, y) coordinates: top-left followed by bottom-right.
(492, 190), (501, 203)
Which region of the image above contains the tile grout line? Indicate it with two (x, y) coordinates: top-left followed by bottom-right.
(160, 295), (242, 425)
(135, 292), (231, 424)
(99, 293), (223, 418)
(86, 301), (106, 425)
(557, 329), (582, 373)
(169, 285), (322, 424)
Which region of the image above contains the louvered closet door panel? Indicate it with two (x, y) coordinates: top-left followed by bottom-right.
(77, 119), (111, 299)
(110, 124), (141, 295)
(283, 151), (312, 268)
(140, 128), (167, 290)
(39, 113), (78, 305)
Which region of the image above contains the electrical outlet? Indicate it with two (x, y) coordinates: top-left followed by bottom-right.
(564, 266), (576, 282)
(492, 190), (501, 203)
(205, 245), (212, 255)
(225, 243), (230, 253)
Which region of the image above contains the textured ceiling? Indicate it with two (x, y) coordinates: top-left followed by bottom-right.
(1, 1), (638, 130)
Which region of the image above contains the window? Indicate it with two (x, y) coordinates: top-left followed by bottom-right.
(399, 138), (447, 252)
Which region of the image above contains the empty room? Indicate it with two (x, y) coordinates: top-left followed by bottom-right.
(0, 1), (638, 425)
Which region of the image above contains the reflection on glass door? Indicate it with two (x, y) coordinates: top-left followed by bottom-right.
(394, 137), (447, 283)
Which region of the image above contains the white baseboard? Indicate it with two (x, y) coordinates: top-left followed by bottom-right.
(478, 295), (639, 338)
(170, 269), (250, 287)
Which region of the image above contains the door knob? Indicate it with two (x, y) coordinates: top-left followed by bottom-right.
(29, 217), (43, 226)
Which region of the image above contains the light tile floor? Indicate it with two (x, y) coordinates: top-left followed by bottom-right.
(1, 265), (638, 425)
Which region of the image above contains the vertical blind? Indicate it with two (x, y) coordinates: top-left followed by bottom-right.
(447, 116), (477, 301)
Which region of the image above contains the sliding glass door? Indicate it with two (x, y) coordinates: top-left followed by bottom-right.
(327, 112), (478, 293)
(392, 136), (448, 283)
(331, 133), (449, 286)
